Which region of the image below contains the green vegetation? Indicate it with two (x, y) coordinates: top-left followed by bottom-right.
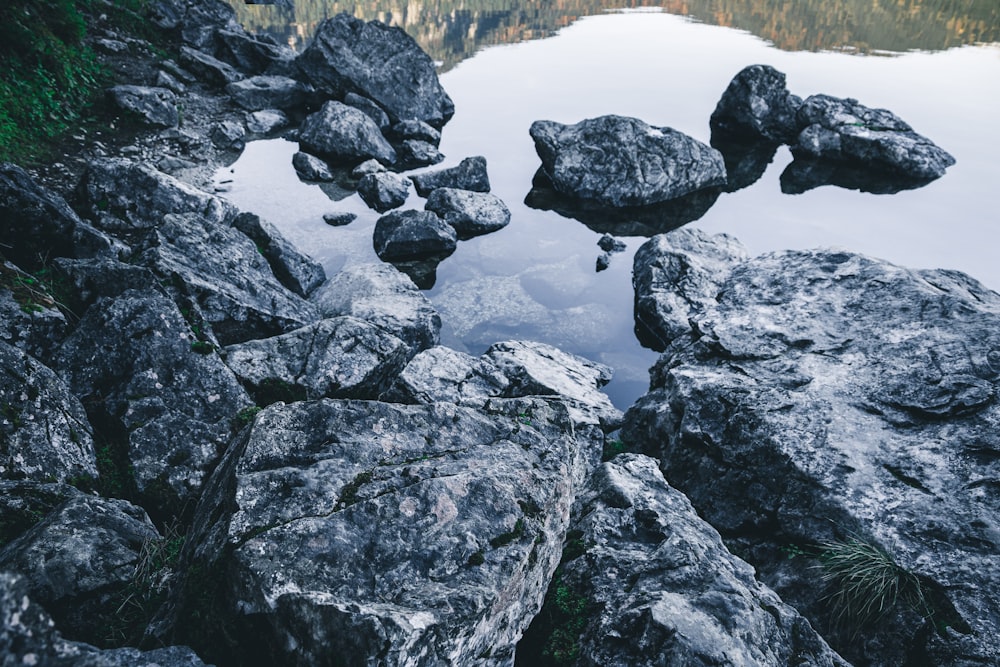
(601, 438), (626, 462)
(0, 260), (74, 317)
(489, 517), (525, 549)
(231, 405), (262, 432)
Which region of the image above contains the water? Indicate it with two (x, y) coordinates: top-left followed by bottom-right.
(217, 3), (1000, 409)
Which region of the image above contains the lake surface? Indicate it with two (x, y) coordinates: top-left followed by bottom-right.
(218, 2), (1000, 409)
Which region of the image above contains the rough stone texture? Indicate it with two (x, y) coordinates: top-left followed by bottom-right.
(149, 0), (240, 50)
(157, 397), (596, 666)
(622, 247), (1000, 665)
(296, 13), (455, 128)
(179, 45), (243, 86)
(0, 481), (79, 547)
(223, 316), (409, 402)
(373, 210), (457, 263)
(0, 342), (97, 484)
(357, 172), (411, 213)
(226, 75), (310, 112)
(530, 115), (727, 207)
(0, 264), (70, 363)
(311, 263), (440, 355)
(231, 212), (325, 298)
(709, 64), (803, 144)
(388, 120), (441, 146)
(107, 85), (179, 128)
(135, 212), (317, 345)
(411, 156), (490, 197)
(298, 101), (397, 166)
(386, 345), (510, 407)
(394, 139), (445, 170)
(632, 229), (750, 352)
(352, 158), (387, 178)
(343, 92), (391, 131)
(424, 188), (511, 239)
(49, 258), (159, 314)
(791, 94), (956, 180)
(519, 454), (849, 667)
(53, 288), (252, 515)
(209, 120), (245, 150)
(292, 151), (334, 182)
(215, 28), (292, 76)
(156, 69), (187, 94)
(245, 109), (288, 135)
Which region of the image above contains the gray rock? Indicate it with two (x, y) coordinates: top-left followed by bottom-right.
(357, 172), (411, 213)
(386, 345), (510, 406)
(215, 28), (292, 75)
(351, 158), (387, 178)
(95, 38), (128, 54)
(311, 262), (440, 355)
(388, 120), (441, 146)
(296, 13), (454, 128)
(791, 94), (955, 180)
(530, 115), (727, 207)
(394, 140), (445, 170)
(292, 151), (333, 182)
(0, 342), (96, 484)
(226, 75), (310, 111)
(519, 453), (848, 667)
(223, 316), (409, 402)
(107, 85), (179, 128)
(632, 228), (749, 351)
(597, 234), (626, 253)
(411, 156), (490, 197)
(156, 69), (188, 94)
(149, 0), (240, 50)
(373, 209), (457, 263)
(710, 64), (803, 144)
(322, 212), (356, 227)
(343, 92), (390, 131)
(53, 288), (252, 514)
(424, 188), (510, 239)
(0, 263), (70, 363)
(231, 212), (325, 297)
(49, 257), (159, 313)
(156, 396), (595, 665)
(298, 101), (397, 166)
(0, 481), (79, 547)
(209, 120), (245, 150)
(179, 45), (244, 86)
(623, 247), (1000, 665)
(157, 155), (198, 174)
(245, 108), (288, 134)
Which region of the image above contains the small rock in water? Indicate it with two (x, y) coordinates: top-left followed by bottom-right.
(357, 172), (411, 213)
(292, 151), (334, 182)
(598, 233), (626, 253)
(323, 212), (356, 227)
(411, 156), (491, 196)
(596, 252), (611, 272)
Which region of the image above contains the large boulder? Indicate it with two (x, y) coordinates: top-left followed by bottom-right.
(530, 115), (727, 207)
(298, 101), (397, 166)
(214, 28), (293, 75)
(518, 454), (848, 666)
(373, 210), (457, 263)
(411, 156), (490, 197)
(154, 397), (596, 666)
(709, 65), (802, 144)
(424, 188), (510, 239)
(226, 75), (310, 112)
(623, 244), (1000, 665)
(107, 85), (179, 128)
(296, 13), (455, 128)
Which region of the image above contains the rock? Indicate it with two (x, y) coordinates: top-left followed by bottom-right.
(388, 120), (441, 146)
(159, 58), (197, 84)
(791, 94), (955, 180)
(223, 317), (409, 403)
(95, 38), (128, 54)
(158, 155), (198, 174)
(107, 85), (179, 128)
(155, 396), (594, 665)
(150, 0), (240, 50)
(411, 156), (490, 197)
(322, 212), (356, 227)
(343, 92), (390, 131)
(0, 342), (97, 484)
(0, 163), (117, 272)
(245, 109), (288, 134)
(518, 453), (848, 667)
(179, 45), (243, 86)
(231, 212), (325, 297)
(530, 115), (727, 207)
(298, 101), (397, 166)
(296, 13), (454, 128)
(386, 345), (510, 407)
(0, 260), (72, 362)
(357, 172), (411, 212)
(351, 158), (387, 178)
(0, 481), (79, 547)
(49, 257), (159, 313)
(622, 247), (1000, 665)
(53, 288), (253, 515)
(311, 262), (440, 355)
(632, 228), (749, 351)
(595, 253), (611, 272)
(394, 140), (445, 170)
(424, 188), (510, 239)
(135, 213), (317, 345)
(709, 64), (803, 144)
(226, 75), (310, 112)
(292, 151), (333, 182)
(210, 120), (246, 150)
(156, 69), (188, 94)
(597, 234), (626, 253)
(214, 28), (292, 75)
(373, 209), (457, 264)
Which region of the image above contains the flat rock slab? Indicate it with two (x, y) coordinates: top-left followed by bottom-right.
(227, 75), (310, 112)
(411, 156), (491, 197)
(108, 85), (179, 128)
(530, 115), (727, 207)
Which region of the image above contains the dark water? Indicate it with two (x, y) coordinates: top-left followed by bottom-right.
(217, 3), (1000, 409)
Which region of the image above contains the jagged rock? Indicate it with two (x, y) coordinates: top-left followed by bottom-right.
(623, 247), (1000, 665)
(231, 212), (325, 297)
(311, 263), (439, 355)
(597, 235), (626, 254)
(388, 120), (441, 146)
(296, 13), (455, 128)
(0, 163), (117, 272)
(411, 156), (490, 196)
(791, 94), (955, 180)
(373, 210), (457, 264)
(53, 288), (252, 515)
(291, 151), (333, 182)
(0, 342), (96, 484)
(107, 85), (179, 128)
(386, 345), (510, 406)
(223, 316), (409, 402)
(632, 228), (749, 352)
(215, 28), (292, 75)
(357, 172), (411, 213)
(156, 69), (187, 94)
(179, 45), (243, 86)
(343, 92), (390, 131)
(155, 396), (595, 666)
(530, 115), (727, 207)
(710, 64), (803, 144)
(518, 453), (848, 667)
(0, 262), (70, 363)
(424, 188), (510, 239)
(394, 140), (445, 170)
(49, 258), (158, 314)
(245, 109), (288, 134)
(226, 75), (310, 112)
(209, 120), (245, 150)
(0, 481), (78, 547)
(322, 212), (356, 227)
(149, 0), (240, 50)
(351, 158), (387, 178)
(298, 101), (397, 166)
(0, 493), (159, 643)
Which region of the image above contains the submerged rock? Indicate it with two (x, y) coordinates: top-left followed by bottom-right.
(108, 85), (179, 128)
(710, 64), (802, 144)
(373, 210), (457, 263)
(530, 115), (727, 207)
(298, 100), (397, 166)
(411, 156), (491, 197)
(424, 188), (511, 239)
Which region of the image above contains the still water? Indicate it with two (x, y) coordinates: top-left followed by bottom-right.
(217, 2), (1000, 408)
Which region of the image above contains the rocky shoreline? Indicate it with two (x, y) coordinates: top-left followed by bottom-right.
(2, 1), (996, 666)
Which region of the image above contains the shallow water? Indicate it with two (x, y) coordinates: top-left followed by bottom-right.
(217, 4), (1000, 409)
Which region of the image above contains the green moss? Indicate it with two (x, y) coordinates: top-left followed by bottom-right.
(467, 550), (485, 566)
(489, 517), (525, 549)
(190, 340), (214, 355)
(336, 469), (374, 510)
(231, 405), (262, 433)
(601, 438), (627, 462)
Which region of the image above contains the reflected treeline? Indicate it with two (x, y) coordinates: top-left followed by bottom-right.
(226, 0), (999, 67)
